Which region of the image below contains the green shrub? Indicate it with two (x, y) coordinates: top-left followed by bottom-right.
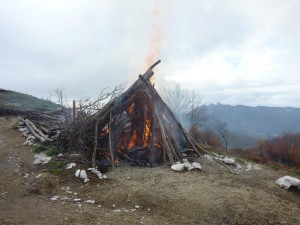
(49, 161), (67, 176)
(33, 144), (47, 154)
(45, 146), (62, 156)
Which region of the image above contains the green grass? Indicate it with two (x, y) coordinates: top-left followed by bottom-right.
(49, 161), (67, 175)
(0, 88), (60, 112)
(45, 146), (62, 156)
(33, 143), (63, 156)
(33, 144), (47, 154)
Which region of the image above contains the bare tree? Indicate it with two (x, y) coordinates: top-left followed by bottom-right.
(161, 83), (208, 128)
(212, 119), (234, 150)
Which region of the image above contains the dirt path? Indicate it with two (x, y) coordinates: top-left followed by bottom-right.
(0, 116), (300, 225)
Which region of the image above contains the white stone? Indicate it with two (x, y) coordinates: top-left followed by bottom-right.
(191, 162), (201, 170)
(203, 154), (213, 161)
(83, 178), (89, 183)
(183, 158), (194, 170)
(50, 196), (59, 201)
(79, 170), (88, 179)
(222, 157), (236, 165)
(75, 169), (80, 177)
(245, 163), (261, 171)
(85, 200), (95, 204)
(275, 176), (300, 189)
(33, 153), (51, 165)
(66, 163), (76, 170)
(171, 163), (185, 172)
(88, 167), (103, 179)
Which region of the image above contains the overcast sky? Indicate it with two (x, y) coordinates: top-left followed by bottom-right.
(1, 0), (300, 107)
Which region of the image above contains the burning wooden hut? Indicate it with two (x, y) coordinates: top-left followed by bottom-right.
(92, 60), (201, 166)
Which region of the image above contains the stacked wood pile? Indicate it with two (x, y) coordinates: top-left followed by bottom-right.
(18, 110), (63, 146)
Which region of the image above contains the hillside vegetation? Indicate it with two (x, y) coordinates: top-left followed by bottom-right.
(0, 88), (59, 114)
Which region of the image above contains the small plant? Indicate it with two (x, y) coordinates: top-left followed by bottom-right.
(33, 144), (47, 154)
(45, 146), (62, 156)
(49, 161), (67, 175)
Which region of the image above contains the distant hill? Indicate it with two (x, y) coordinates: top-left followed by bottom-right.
(0, 88), (60, 114)
(206, 104), (300, 148)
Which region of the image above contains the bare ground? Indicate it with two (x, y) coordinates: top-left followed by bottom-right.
(0, 116), (299, 225)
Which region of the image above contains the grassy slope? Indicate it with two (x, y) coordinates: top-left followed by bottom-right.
(0, 88), (59, 112)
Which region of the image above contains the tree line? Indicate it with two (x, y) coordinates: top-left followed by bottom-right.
(243, 132), (300, 167)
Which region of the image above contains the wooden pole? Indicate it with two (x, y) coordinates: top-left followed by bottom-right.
(154, 106), (175, 164)
(92, 119), (99, 168)
(73, 100), (77, 120)
(108, 112), (115, 168)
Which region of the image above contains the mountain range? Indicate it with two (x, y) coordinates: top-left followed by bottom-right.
(206, 104), (300, 148)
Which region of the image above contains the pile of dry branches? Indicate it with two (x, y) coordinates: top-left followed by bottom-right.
(18, 85), (124, 166)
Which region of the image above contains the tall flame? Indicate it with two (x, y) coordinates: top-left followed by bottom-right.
(144, 0), (161, 70)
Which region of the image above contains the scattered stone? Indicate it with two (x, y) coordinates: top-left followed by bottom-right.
(87, 167), (104, 179)
(61, 186), (71, 191)
(66, 163), (76, 170)
(203, 154), (213, 161)
(221, 157), (236, 165)
(85, 200), (95, 204)
(75, 169), (80, 177)
(35, 174), (42, 178)
(234, 164), (242, 172)
(135, 205), (140, 209)
(183, 158), (194, 170)
(275, 176), (300, 189)
(33, 153), (51, 165)
(245, 163), (261, 171)
(113, 208), (129, 213)
(73, 198), (81, 202)
(75, 169), (89, 183)
(23, 140), (33, 146)
(61, 196), (70, 201)
(191, 162), (201, 170)
(171, 163), (185, 172)
(50, 196), (59, 201)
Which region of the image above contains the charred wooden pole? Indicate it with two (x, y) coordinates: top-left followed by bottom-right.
(92, 119), (99, 168)
(108, 112), (115, 168)
(154, 106), (175, 164)
(142, 59), (161, 80)
(73, 100), (77, 120)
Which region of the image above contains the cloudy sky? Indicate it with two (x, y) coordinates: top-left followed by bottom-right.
(1, 0), (300, 107)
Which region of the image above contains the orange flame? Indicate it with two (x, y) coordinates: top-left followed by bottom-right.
(114, 158), (120, 165)
(128, 103), (135, 114)
(128, 130), (138, 149)
(143, 119), (152, 146)
(144, 0), (161, 70)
